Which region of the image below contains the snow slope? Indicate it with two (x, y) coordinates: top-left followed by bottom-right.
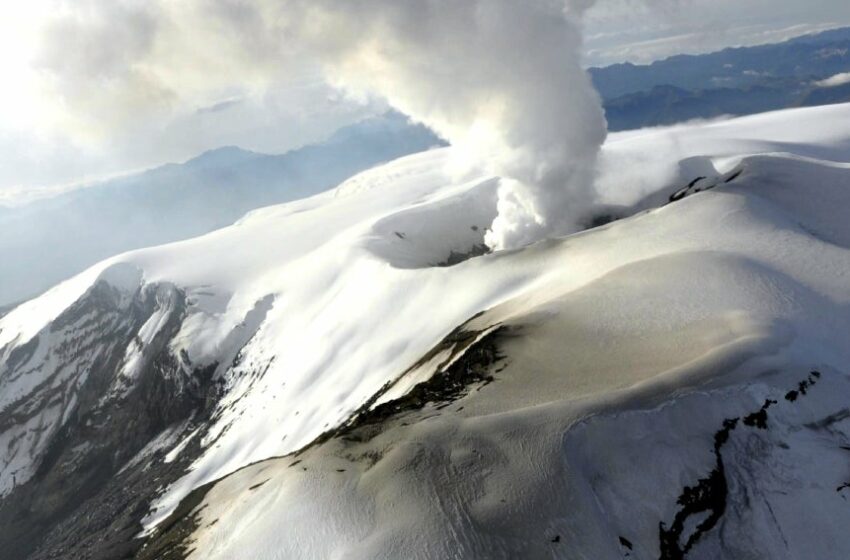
(3, 104), (850, 558)
(168, 143), (850, 559)
(0, 112), (439, 307)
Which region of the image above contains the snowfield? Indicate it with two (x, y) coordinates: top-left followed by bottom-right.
(3, 104), (850, 559)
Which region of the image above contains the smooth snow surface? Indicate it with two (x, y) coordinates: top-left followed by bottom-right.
(3, 104), (850, 558)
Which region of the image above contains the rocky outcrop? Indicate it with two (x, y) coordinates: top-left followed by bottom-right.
(0, 280), (222, 559)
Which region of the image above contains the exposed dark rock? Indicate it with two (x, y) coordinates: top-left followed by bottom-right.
(330, 325), (505, 439)
(282, 318), (507, 456)
(139, 316), (509, 557)
(435, 244), (490, 267)
(667, 168), (744, 206)
(136, 480), (218, 560)
(669, 177), (707, 203)
(659, 416), (737, 560)
(248, 480), (270, 491)
(0, 282), (225, 560)
(658, 373), (821, 559)
(724, 170), (742, 183)
(743, 399), (777, 429)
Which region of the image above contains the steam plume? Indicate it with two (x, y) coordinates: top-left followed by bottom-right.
(37, 0), (609, 250)
(280, 0), (608, 249)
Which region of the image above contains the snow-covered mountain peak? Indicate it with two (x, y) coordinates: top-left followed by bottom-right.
(4, 104), (850, 559)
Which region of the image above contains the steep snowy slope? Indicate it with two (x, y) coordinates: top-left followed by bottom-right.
(2, 104), (850, 559)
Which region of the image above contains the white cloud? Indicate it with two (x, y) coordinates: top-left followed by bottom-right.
(815, 72), (850, 87)
(0, 0), (383, 191)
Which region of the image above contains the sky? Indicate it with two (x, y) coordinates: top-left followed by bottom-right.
(1, 0), (849, 200)
(583, 0), (850, 65)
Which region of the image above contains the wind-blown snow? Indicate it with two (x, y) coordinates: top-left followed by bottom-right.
(3, 104), (850, 550)
(595, 103), (850, 209)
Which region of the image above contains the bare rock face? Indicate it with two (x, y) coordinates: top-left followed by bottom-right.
(0, 280), (220, 560)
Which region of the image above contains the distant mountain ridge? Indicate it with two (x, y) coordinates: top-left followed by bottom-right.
(603, 78), (819, 130)
(591, 27), (850, 99)
(0, 112), (441, 306)
(593, 27), (850, 130)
